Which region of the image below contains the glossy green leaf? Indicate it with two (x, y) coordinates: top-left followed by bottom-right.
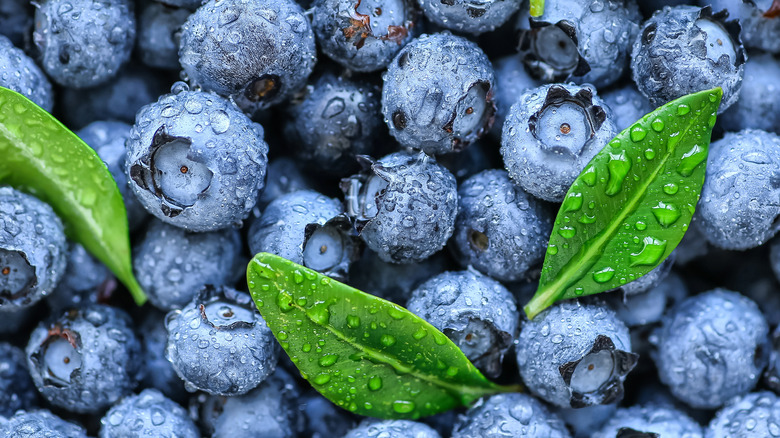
(0, 86), (146, 305)
(530, 0), (545, 17)
(524, 88), (722, 319)
(247, 253), (517, 419)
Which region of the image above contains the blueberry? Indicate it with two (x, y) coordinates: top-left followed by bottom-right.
(33, 0), (136, 89)
(248, 190), (359, 281)
(46, 242), (112, 314)
(256, 157), (314, 211)
(701, 0), (780, 53)
(165, 285), (278, 396)
(0, 35), (53, 112)
(608, 270), (687, 328)
(707, 391), (780, 438)
(516, 0), (641, 89)
(407, 270), (519, 378)
(555, 404), (617, 438)
(382, 33), (496, 155)
(0, 343), (38, 417)
(451, 169), (552, 282)
(437, 140), (493, 182)
(341, 151), (458, 264)
(138, 2), (191, 70)
(312, 0), (419, 72)
(718, 52), (780, 134)
(125, 86), (269, 232)
(0, 187), (67, 310)
(137, 311), (187, 402)
(601, 83), (653, 133)
(134, 220), (244, 310)
(286, 73), (383, 176)
(0, 0), (33, 49)
(698, 130), (780, 250)
(0, 409), (87, 438)
(490, 54), (541, 139)
(345, 419), (441, 438)
(77, 121), (148, 231)
(349, 249), (449, 305)
(630, 5), (745, 112)
(417, 0), (522, 35)
(650, 289), (770, 409)
(593, 403), (703, 438)
(298, 392), (356, 438)
(99, 389), (199, 438)
(179, 0), (317, 114)
(501, 83), (617, 202)
(26, 304), (142, 414)
(452, 393), (570, 437)
(60, 64), (171, 130)
(516, 300), (638, 408)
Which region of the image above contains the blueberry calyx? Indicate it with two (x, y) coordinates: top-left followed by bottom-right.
(31, 323), (82, 388)
(518, 19), (591, 82)
(302, 214), (360, 281)
(0, 249), (36, 301)
(697, 6), (746, 68)
(244, 74), (282, 103)
(341, 0), (415, 49)
(196, 285), (257, 331)
(528, 85), (606, 152)
(764, 0), (780, 18)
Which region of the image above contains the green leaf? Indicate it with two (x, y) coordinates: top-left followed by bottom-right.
(530, 0), (545, 17)
(0, 86), (146, 305)
(524, 87), (722, 319)
(247, 252), (517, 419)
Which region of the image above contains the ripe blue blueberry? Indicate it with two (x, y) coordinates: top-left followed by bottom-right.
(707, 391), (780, 438)
(516, 0), (641, 88)
(609, 270), (687, 327)
(631, 5), (745, 112)
(249, 190), (359, 281)
(312, 0), (419, 72)
(593, 403), (703, 438)
(452, 169), (552, 282)
(701, 0), (780, 53)
(501, 83), (617, 202)
(0, 0), (33, 49)
(438, 140), (492, 182)
(138, 2), (190, 70)
(0, 187), (67, 310)
(256, 158), (314, 211)
(0, 35), (53, 112)
(99, 389), (199, 438)
(33, 0), (136, 89)
(601, 83), (653, 133)
(490, 55), (541, 139)
(452, 393), (570, 437)
(718, 52), (780, 134)
(299, 391), (356, 438)
(417, 0), (522, 35)
(516, 301), (637, 408)
(286, 73), (383, 176)
(179, 0), (316, 114)
(407, 270), (519, 378)
(26, 304), (142, 414)
(650, 289), (770, 409)
(555, 404), (617, 438)
(46, 243), (111, 314)
(342, 151), (458, 264)
(699, 130), (780, 250)
(0, 343), (38, 417)
(125, 86), (269, 232)
(165, 285), (278, 396)
(346, 420), (441, 438)
(382, 33), (496, 155)
(0, 409), (87, 438)
(138, 311), (187, 403)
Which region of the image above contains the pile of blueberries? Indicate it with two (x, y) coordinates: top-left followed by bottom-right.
(1, 0), (780, 436)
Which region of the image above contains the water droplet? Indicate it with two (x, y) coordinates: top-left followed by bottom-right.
(276, 292), (294, 312)
(677, 144), (707, 177)
(547, 245), (558, 255)
(574, 287), (584, 296)
(293, 271), (304, 284)
(593, 267), (615, 283)
(313, 373), (331, 385)
(446, 366), (459, 377)
(578, 213), (596, 224)
(662, 183), (678, 195)
(563, 192), (583, 212)
(413, 327), (428, 340)
(210, 110), (230, 134)
(605, 151), (632, 196)
(581, 166), (597, 187)
(302, 343), (312, 352)
(709, 92), (719, 103)
(380, 334), (396, 347)
(630, 236), (667, 266)
(630, 125), (646, 142)
(651, 118), (665, 132)
(433, 332), (447, 345)
(392, 400), (415, 414)
(368, 376), (382, 391)
(635, 221), (647, 231)
(677, 104), (690, 115)
(387, 307), (405, 320)
(558, 226), (576, 239)
(644, 148), (656, 160)
(347, 315), (360, 328)
(651, 201), (681, 227)
(319, 354), (338, 367)
(308, 305), (330, 325)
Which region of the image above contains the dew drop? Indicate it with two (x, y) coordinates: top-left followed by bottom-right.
(387, 307), (405, 320)
(581, 166), (597, 187)
(629, 125), (646, 142)
(593, 267), (615, 283)
(368, 375), (382, 391)
(276, 292), (294, 312)
(651, 118), (665, 132)
(629, 236), (667, 266)
(319, 354), (338, 367)
(558, 226), (576, 239)
(392, 400), (415, 414)
(663, 183), (678, 195)
(308, 305), (330, 325)
(605, 151), (632, 196)
(563, 192), (583, 212)
(347, 315), (361, 328)
(547, 245), (558, 255)
(578, 213), (596, 224)
(651, 201), (681, 227)
(574, 287), (584, 296)
(293, 271), (304, 284)
(677, 104), (690, 115)
(380, 334), (396, 347)
(302, 343), (312, 352)
(413, 327), (428, 340)
(644, 148), (656, 160)
(313, 373), (331, 385)
(677, 144), (707, 177)
(635, 221), (647, 231)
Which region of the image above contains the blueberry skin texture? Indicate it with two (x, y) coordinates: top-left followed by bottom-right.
(407, 270), (519, 378)
(46, 242), (111, 314)
(0, 35), (53, 112)
(707, 391), (780, 438)
(0, 410), (87, 438)
(299, 392), (355, 438)
(515, 301), (637, 408)
(125, 88), (269, 232)
(61, 65), (170, 130)
(609, 270), (687, 327)
(490, 55), (541, 139)
(25, 304), (142, 414)
(554, 403), (617, 438)
(33, 0), (136, 89)
(286, 73), (383, 176)
(248, 190), (358, 281)
(345, 419), (441, 438)
(179, 0), (316, 113)
(0, 343), (38, 417)
(165, 286), (278, 396)
(452, 169), (552, 282)
(0, 187), (67, 310)
(382, 33), (496, 155)
(501, 83), (617, 202)
(718, 53), (780, 134)
(702, 0), (780, 53)
(698, 130), (780, 250)
(312, 0), (419, 72)
(0, 0), (33, 49)
(630, 5), (745, 113)
(98, 389), (199, 438)
(593, 404), (703, 438)
(138, 2), (190, 70)
(651, 289), (770, 409)
(134, 220), (243, 310)
(138, 312), (187, 402)
(516, 0), (640, 89)
(256, 157), (313, 211)
(77, 121), (148, 231)
(601, 83), (653, 133)
(416, 0), (522, 35)
(452, 393), (571, 438)
(342, 151), (458, 264)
